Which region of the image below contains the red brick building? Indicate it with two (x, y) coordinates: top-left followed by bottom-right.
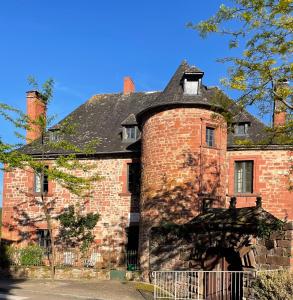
(2, 61), (292, 273)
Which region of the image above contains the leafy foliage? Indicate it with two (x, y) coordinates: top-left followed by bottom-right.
(19, 244), (43, 266)
(253, 270), (293, 300)
(189, 0), (292, 137)
(58, 205), (99, 252)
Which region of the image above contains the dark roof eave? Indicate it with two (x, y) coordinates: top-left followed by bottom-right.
(136, 102), (225, 124)
(25, 150), (140, 159)
(228, 144), (293, 151)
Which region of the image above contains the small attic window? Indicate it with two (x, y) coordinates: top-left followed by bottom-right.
(123, 126), (140, 142)
(183, 77), (200, 95)
(49, 129), (60, 142)
(234, 123), (249, 136)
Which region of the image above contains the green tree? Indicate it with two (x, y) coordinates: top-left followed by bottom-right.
(57, 205), (99, 253)
(188, 0), (292, 141)
(1, 78), (100, 279)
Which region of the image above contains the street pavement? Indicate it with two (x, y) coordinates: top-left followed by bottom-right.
(0, 279), (146, 300)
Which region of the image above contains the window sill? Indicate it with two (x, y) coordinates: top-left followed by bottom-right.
(32, 192), (53, 197)
(119, 192), (140, 197)
(203, 145), (219, 150)
(234, 193), (258, 197)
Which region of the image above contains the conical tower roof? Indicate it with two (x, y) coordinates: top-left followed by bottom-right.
(137, 60), (224, 121)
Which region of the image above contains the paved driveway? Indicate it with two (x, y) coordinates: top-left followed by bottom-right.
(0, 279), (146, 300)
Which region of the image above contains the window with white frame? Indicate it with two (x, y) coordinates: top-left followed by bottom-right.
(234, 161), (253, 193)
(234, 123), (249, 136)
(34, 166), (49, 193)
(123, 126), (140, 142)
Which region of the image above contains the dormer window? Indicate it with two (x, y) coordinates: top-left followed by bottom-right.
(184, 78), (200, 95)
(123, 126), (140, 142)
(49, 129), (60, 142)
(183, 69), (203, 95)
(234, 123), (249, 136)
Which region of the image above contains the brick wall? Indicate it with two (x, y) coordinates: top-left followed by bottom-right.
(2, 157), (139, 267)
(139, 107), (227, 274)
(227, 149), (293, 220)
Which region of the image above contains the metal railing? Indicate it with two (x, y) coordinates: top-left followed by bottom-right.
(153, 270), (256, 300)
(126, 250), (139, 271)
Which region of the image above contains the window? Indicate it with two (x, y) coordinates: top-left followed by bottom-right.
(234, 161), (253, 193)
(37, 229), (51, 253)
(234, 123), (249, 136)
(123, 126), (140, 142)
(206, 127), (215, 147)
(49, 130), (60, 142)
(127, 163), (141, 194)
(183, 78), (199, 95)
(34, 166), (49, 193)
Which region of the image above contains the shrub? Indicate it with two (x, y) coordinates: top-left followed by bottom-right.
(253, 270), (293, 300)
(0, 244), (19, 267)
(19, 244), (43, 266)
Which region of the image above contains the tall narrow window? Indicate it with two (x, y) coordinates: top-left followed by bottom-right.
(34, 166), (49, 193)
(206, 127), (215, 147)
(234, 161), (253, 193)
(37, 229), (51, 253)
(127, 163), (141, 194)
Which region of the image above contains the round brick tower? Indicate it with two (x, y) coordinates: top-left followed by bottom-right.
(137, 62), (228, 275)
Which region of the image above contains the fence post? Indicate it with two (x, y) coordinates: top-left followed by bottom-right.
(174, 272), (177, 300)
(154, 272), (156, 300)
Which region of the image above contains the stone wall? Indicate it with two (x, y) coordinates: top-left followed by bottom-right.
(254, 222), (293, 270)
(2, 156), (139, 267)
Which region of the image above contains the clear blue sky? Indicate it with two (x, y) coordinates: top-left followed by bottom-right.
(0, 0), (265, 205)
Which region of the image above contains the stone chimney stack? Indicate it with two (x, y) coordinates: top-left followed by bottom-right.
(123, 77), (135, 95)
(273, 80), (288, 127)
(26, 91), (46, 143)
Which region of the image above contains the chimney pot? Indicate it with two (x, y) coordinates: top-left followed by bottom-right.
(273, 80), (288, 127)
(123, 77), (135, 95)
(26, 90), (46, 143)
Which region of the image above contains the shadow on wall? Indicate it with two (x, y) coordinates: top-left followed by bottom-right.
(139, 150), (226, 274)
(142, 151), (225, 225)
(149, 226), (253, 272)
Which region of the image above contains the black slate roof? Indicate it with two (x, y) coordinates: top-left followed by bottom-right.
(21, 61), (270, 156)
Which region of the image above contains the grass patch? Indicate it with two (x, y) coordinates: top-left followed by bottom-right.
(135, 282), (154, 293)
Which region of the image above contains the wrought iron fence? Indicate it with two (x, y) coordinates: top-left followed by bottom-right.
(153, 270), (257, 300)
(126, 250), (139, 271)
(7, 247), (139, 270)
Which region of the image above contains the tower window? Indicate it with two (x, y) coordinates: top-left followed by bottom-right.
(123, 126), (140, 142)
(127, 163), (141, 194)
(206, 127), (215, 147)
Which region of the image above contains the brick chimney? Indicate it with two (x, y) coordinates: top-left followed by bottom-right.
(26, 91), (46, 143)
(123, 77), (135, 95)
(273, 80), (288, 127)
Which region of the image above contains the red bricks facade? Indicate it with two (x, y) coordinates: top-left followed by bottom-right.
(2, 104), (292, 272)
